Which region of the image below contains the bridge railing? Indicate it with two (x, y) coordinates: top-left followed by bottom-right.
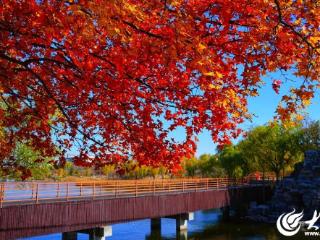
(0, 177), (274, 207)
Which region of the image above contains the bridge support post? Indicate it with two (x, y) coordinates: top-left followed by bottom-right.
(86, 226), (112, 240)
(62, 226), (112, 240)
(221, 206), (230, 220)
(175, 213), (193, 240)
(150, 218), (161, 238)
(174, 212), (194, 231)
(176, 217), (188, 231)
(177, 230), (188, 240)
(164, 212), (193, 239)
(62, 232), (77, 240)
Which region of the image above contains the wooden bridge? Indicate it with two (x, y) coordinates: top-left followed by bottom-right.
(0, 178), (274, 240)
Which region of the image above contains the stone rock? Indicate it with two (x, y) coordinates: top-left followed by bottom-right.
(304, 151), (320, 167)
(312, 166), (320, 177)
(249, 201), (257, 208)
(246, 150), (320, 223)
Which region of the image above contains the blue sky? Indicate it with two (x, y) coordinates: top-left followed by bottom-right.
(194, 72), (320, 156)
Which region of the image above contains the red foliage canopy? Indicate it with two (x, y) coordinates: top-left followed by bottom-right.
(0, 0), (319, 172)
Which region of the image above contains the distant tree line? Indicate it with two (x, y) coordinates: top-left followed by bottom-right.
(183, 121), (320, 180)
(1, 120), (319, 181)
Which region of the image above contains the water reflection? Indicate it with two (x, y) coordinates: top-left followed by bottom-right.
(22, 209), (288, 240)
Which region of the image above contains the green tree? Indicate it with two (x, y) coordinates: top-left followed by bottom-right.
(198, 154), (226, 177)
(218, 145), (248, 179)
(238, 123), (303, 180)
(182, 157), (199, 177)
(101, 165), (116, 179)
(3, 143), (54, 180)
(237, 126), (271, 179)
(158, 165), (168, 179)
(299, 120), (320, 151)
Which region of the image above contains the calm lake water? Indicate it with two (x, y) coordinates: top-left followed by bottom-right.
(20, 209), (288, 240)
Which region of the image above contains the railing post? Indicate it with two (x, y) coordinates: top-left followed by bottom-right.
(115, 181), (118, 198)
(135, 181), (138, 197)
(80, 183), (82, 197)
(182, 180), (185, 192)
(217, 178), (219, 189)
(153, 180), (155, 195)
(31, 182), (34, 199)
(206, 178), (209, 190)
(66, 183), (69, 201)
(57, 183), (60, 198)
(35, 183), (39, 204)
(195, 179), (197, 192)
(0, 183), (4, 208)
(93, 182), (96, 199)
